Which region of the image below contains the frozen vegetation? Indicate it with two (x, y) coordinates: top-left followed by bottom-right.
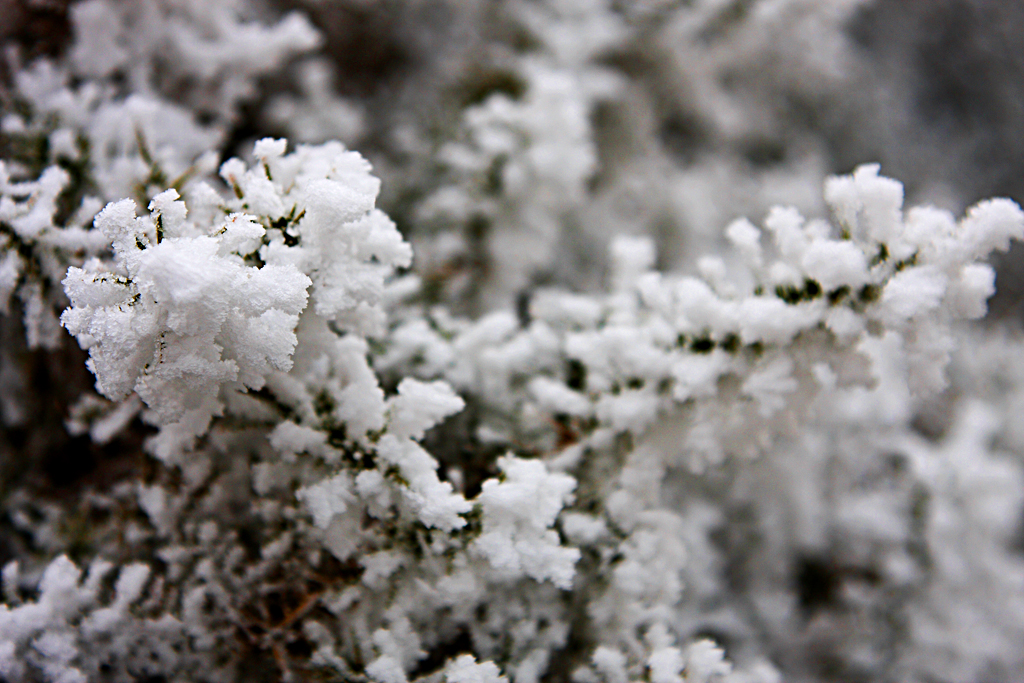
(2, 1), (1024, 681)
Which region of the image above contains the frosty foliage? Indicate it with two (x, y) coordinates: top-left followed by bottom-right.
(0, 161), (107, 349)
(3, 1), (1024, 683)
(61, 139), (411, 458)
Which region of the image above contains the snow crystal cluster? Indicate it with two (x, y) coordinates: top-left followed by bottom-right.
(3, 1), (1024, 683)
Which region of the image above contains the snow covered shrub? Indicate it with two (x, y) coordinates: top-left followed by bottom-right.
(4, 1), (1024, 682)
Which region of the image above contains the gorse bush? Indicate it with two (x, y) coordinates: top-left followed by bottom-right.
(2, 1), (1024, 682)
